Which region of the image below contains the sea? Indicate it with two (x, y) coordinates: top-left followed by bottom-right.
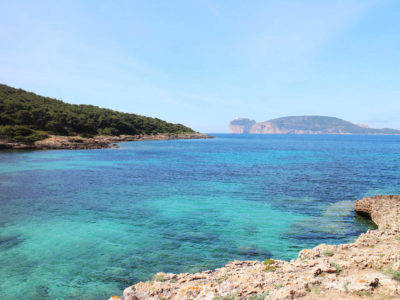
(0, 134), (399, 299)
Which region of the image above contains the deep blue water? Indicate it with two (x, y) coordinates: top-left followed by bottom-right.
(0, 134), (399, 299)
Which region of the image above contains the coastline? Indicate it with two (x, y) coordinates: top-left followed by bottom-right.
(0, 132), (213, 150)
(111, 195), (400, 299)
(228, 132), (400, 135)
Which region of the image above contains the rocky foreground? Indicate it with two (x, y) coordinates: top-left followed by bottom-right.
(111, 195), (400, 300)
(0, 133), (213, 150)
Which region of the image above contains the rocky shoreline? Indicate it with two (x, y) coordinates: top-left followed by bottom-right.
(111, 195), (400, 299)
(0, 133), (213, 150)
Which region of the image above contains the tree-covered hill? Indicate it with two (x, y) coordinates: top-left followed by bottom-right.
(0, 84), (195, 142)
(267, 116), (370, 133)
(230, 116), (400, 134)
(266, 116), (400, 134)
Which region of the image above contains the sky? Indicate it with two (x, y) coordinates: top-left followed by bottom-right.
(1, 0), (399, 133)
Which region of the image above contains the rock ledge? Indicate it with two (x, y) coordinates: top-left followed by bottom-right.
(111, 195), (400, 299)
(0, 133), (213, 150)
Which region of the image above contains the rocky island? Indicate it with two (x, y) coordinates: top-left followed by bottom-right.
(229, 116), (400, 135)
(0, 84), (212, 150)
(111, 195), (400, 299)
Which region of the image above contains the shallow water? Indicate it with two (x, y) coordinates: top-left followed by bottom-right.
(0, 134), (399, 299)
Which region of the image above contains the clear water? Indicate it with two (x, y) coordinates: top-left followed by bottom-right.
(0, 134), (399, 299)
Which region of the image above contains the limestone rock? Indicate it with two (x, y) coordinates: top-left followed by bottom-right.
(0, 133), (213, 150)
(113, 195), (400, 299)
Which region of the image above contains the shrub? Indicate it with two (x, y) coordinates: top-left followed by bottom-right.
(343, 281), (351, 293)
(98, 127), (119, 136)
(152, 274), (165, 282)
(330, 263), (342, 274)
(249, 293), (269, 300)
(265, 266), (276, 272)
(392, 271), (400, 281)
(314, 286), (321, 294)
(264, 259), (277, 272)
(274, 283), (284, 289)
(322, 250), (334, 257)
(225, 294), (236, 300)
(264, 259), (275, 266)
(0, 125), (47, 142)
(80, 132), (95, 138)
(216, 274), (229, 284)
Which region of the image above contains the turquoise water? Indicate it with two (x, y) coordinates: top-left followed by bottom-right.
(0, 134), (399, 299)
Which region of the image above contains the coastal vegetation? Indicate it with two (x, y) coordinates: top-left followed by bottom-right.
(322, 250), (334, 257)
(385, 267), (400, 282)
(330, 262), (343, 274)
(263, 259), (275, 265)
(264, 258), (277, 272)
(393, 271), (400, 281)
(0, 125), (48, 143)
(0, 84), (195, 142)
(152, 274), (166, 282)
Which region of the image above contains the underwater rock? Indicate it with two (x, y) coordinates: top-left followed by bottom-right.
(0, 235), (25, 250)
(237, 246), (272, 259)
(110, 195), (400, 299)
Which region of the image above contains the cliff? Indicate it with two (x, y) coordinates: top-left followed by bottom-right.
(229, 116), (400, 135)
(110, 195), (400, 299)
(229, 119), (256, 134)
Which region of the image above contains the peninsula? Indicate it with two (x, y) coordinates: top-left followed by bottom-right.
(229, 116), (400, 135)
(111, 195), (400, 299)
(0, 84), (212, 149)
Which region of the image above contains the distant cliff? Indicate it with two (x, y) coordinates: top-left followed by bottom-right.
(229, 118), (256, 133)
(229, 116), (400, 135)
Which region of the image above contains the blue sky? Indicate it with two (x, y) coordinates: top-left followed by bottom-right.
(1, 0), (399, 133)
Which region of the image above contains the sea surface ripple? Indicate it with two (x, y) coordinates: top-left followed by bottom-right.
(0, 134), (399, 299)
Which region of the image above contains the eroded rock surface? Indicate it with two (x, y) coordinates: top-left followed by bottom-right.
(0, 133), (213, 150)
(111, 195), (400, 299)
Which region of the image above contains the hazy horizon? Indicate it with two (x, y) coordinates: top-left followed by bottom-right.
(1, 0), (400, 133)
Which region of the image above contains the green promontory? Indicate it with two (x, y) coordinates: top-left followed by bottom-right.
(0, 84), (195, 142)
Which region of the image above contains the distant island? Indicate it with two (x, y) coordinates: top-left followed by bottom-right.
(0, 84), (212, 149)
(229, 116), (400, 135)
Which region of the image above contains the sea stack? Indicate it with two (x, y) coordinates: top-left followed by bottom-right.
(229, 118), (256, 134)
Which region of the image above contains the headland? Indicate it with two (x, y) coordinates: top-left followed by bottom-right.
(0, 133), (213, 150)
